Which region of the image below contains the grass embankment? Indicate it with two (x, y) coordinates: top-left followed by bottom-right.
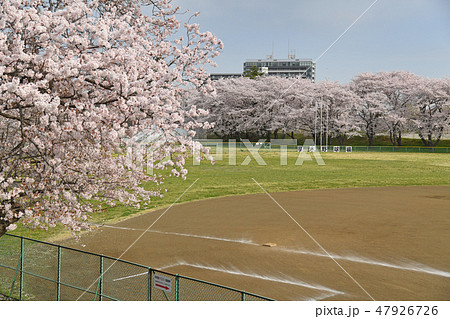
(7, 151), (450, 242)
(326, 135), (450, 147)
(209, 133), (450, 147)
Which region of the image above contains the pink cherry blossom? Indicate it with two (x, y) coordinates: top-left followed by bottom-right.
(0, 0), (222, 236)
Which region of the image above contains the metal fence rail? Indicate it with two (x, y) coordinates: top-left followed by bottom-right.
(201, 142), (450, 153)
(346, 146), (450, 153)
(300, 145), (450, 153)
(0, 234), (273, 301)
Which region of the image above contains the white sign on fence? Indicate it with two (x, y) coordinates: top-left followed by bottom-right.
(154, 274), (172, 293)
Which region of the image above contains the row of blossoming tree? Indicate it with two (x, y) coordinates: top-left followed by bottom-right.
(190, 72), (450, 148)
(0, 0), (223, 236)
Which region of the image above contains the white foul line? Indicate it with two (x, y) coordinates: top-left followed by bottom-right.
(100, 224), (450, 279)
(76, 178), (200, 300)
(280, 247), (450, 278)
(159, 261), (343, 296)
(113, 272), (147, 282)
(99, 224), (257, 245)
(252, 178), (376, 301)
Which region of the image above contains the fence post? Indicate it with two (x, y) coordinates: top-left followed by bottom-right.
(19, 237), (24, 301)
(97, 255), (104, 301)
(148, 267), (152, 301)
(175, 274), (180, 301)
(8, 245), (22, 299)
(241, 291), (245, 301)
(57, 246), (61, 301)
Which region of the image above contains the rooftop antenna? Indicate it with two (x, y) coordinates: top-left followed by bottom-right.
(267, 41), (274, 59)
(272, 40), (274, 58)
(288, 40), (295, 59)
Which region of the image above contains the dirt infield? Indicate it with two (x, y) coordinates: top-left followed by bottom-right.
(67, 186), (450, 301)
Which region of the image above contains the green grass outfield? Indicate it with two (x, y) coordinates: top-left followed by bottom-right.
(8, 151), (450, 241)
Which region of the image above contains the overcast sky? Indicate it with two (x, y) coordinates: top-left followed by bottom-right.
(149, 0), (450, 83)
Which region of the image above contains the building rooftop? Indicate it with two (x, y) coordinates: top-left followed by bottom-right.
(245, 58), (313, 62)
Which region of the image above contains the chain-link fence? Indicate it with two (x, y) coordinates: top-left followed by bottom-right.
(201, 141), (450, 153)
(295, 145), (450, 153)
(344, 146), (449, 153)
(0, 234), (273, 301)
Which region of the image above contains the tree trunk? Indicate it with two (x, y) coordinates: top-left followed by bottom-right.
(431, 129), (443, 147)
(273, 129), (279, 140)
(366, 121), (375, 146)
(389, 130), (396, 146)
(0, 222), (7, 238)
(337, 133), (346, 146)
(418, 130), (428, 146)
(213, 132), (224, 140)
(420, 128), (443, 147)
(0, 206), (20, 238)
(0, 220), (16, 238)
(367, 133), (374, 147)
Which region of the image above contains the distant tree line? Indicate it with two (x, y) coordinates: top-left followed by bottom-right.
(189, 71), (450, 147)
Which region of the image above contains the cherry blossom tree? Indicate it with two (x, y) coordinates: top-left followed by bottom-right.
(312, 81), (360, 146)
(249, 76), (300, 141)
(368, 71), (421, 146)
(410, 78), (450, 146)
(350, 73), (388, 146)
(287, 79), (319, 141)
(194, 76), (307, 141)
(190, 77), (258, 141)
(0, 0), (223, 236)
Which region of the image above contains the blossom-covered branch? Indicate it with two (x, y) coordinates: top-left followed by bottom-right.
(0, 0), (223, 236)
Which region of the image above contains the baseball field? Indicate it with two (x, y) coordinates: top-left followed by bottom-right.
(57, 150), (450, 301)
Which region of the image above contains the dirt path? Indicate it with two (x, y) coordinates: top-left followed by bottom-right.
(67, 186), (450, 301)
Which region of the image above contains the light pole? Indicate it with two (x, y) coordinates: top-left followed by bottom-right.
(320, 99), (323, 150)
(326, 102), (329, 150)
(314, 101), (317, 146)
